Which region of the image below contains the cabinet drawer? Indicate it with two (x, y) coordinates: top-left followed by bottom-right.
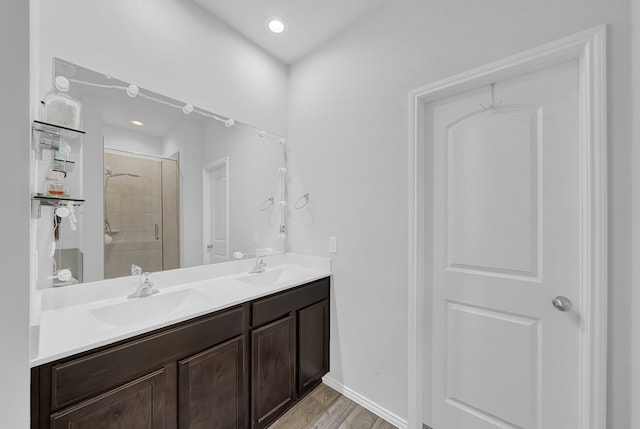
(252, 277), (329, 327)
(50, 369), (166, 429)
(51, 306), (244, 410)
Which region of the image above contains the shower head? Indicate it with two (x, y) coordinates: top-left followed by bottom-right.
(104, 166), (140, 178)
(109, 173), (140, 178)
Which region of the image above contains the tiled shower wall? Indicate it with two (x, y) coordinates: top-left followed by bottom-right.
(104, 152), (164, 278)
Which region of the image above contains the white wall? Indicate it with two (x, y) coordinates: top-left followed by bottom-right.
(1, 0), (31, 426)
(631, 0), (640, 427)
(104, 126), (165, 157)
(287, 0), (632, 426)
(202, 122), (285, 257)
(35, 0), (288, 136)
(79, 96), (106, 282)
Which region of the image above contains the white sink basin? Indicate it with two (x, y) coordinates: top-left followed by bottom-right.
(236, 269), (286, 287)
(235, 265), (317, 287)
(89, 289), (209, 327)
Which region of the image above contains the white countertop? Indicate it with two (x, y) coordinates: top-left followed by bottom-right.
(30, 253), (331, 367)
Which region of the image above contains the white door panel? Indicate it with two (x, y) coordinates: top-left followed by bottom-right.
(210, 163), (229, 263)
(447, 108), (540, 277)
(202, 159), (229, 264)
(445, 303), (540, 429)
(431, 61), (580, 429)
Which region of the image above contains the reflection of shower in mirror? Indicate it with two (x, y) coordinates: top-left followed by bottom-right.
(46, 58), (287, 286)
(103, 151), (180, 279)
(104, 166), (140, 178)
(103, 166), (140, 236)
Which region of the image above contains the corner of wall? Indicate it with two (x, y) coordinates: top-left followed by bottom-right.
(2, 0), (32, 426)
(630, 1), (640, 427)
(323, 376), (408, 429)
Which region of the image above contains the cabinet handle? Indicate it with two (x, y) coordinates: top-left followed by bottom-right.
(155, 224), (159, 240)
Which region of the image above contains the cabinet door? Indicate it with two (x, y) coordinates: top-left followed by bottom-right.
(251, 315), (296, 429)
(50, 369), (165, 429)
(298, 300), (329, 397)
(178, 336), (246, 429)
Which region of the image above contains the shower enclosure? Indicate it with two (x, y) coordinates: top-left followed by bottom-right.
(103, 150), (179, 279)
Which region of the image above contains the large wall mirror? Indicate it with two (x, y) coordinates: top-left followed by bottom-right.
(35, 58), (287, 287)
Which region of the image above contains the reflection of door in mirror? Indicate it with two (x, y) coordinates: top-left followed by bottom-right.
(203, 158), (229, 264)
(103, 150), (179, 279)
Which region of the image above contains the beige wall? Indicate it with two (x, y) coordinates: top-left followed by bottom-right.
(104, 152), (167, 278)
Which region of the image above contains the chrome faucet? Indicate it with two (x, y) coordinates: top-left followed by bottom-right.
(248, 256), (267, 274)
(131, 264), (142, 276)
(128, 270), (159, 299)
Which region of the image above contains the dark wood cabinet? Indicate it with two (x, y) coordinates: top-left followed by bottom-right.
(179, 336), (246, 429)
(50, 369), (166, 429)
(249, 277), (330, 428)
(32, 276), (330, 429)
(251, 315), (296, 429)
(298, 299), (329, 397)
(48, 306), (245, 412)
(32, 306), (245, 429)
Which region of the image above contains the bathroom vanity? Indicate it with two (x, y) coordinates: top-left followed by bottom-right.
(29, 53), (327, 429)
(30, 256), (331, 429)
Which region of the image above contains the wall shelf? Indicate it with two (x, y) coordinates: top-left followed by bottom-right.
(33, 120), (84, 137)
(31, 193), (84, 218)
(32, 194), (85, 205)
(32, 120), (85, 156)
(31, 120), (85, 218)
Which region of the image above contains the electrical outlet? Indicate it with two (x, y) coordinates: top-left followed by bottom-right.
(329, 236), (337, 253)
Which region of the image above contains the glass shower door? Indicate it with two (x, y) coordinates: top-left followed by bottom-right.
(103, 151), (178, 279)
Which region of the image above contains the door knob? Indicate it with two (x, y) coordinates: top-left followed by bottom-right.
(552, 296), (572, 312)
(206, 244), (213, 249)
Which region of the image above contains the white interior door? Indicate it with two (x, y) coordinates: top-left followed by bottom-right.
(202, 159), (229, 264)
(429, 60), (581, 429)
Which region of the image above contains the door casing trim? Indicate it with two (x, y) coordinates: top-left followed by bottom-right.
(407, 25), (608, 429)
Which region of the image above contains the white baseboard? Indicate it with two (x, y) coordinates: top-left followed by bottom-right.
(322, 376), (408, 429)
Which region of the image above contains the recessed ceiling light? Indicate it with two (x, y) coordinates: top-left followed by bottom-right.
(266, 17), (287, 34)
(131, 120), (144, 126)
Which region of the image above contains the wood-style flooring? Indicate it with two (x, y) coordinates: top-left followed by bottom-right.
(269, 383), (397, 429)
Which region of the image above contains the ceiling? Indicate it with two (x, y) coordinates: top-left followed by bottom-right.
(98, 90), (201, 140)
(190, 0), (391, 64)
